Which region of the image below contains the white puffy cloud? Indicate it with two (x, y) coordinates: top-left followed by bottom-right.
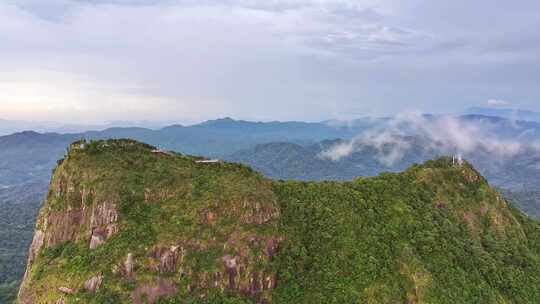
(487, 99), (508, 106)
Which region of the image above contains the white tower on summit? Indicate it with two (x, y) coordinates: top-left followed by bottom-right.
(452, 154), (464, 166)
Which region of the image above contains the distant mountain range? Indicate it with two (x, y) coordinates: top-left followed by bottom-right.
(0, 119), (175, 136)
(1, 114), (539, 187)
(0, 117), (370, 183)
(463, 107), (540, 122)
(4, 106), (539, 135)
(228, 138), (540, 213)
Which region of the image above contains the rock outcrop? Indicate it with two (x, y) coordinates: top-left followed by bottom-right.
(19, 141), (283, 303)
(84, 275), (103, 293)
(131, 279), (177, 304)
(58, 287), (74, 295)
(152, 246), (181, 274)
(122, 253), (135, 281)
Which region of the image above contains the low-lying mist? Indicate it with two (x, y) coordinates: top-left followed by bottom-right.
(320, 113), (540, 166)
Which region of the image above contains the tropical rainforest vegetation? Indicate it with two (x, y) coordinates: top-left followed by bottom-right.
(16, 140), (540, 303)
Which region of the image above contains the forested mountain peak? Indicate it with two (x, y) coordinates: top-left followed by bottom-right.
(17, 139), (540, 303)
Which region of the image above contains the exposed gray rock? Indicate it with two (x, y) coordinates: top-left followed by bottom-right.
(159, 246), (180, 274)
(27, 230), (44, 264)
(84, 275), (103, 293)
(89, 201), (119, 249)
(90, 201), (118, 227)
(222, 255), (238, 289)
(125, 253), (135, 280)
(89, 232), (105, 249)
(58, 286), (74, 294)
(44, 208), (86, 247)
(131, 279), (178, 304)
(265, 236), (282, 262)
(17, 230), (45, 303)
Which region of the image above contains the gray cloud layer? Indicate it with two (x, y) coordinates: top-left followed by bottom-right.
(1, 0), (540, 123)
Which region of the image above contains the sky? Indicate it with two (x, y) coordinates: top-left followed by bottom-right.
(1, 0), (540, 124)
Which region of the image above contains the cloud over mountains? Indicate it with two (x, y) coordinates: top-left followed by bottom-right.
(320, 113), (537, 165)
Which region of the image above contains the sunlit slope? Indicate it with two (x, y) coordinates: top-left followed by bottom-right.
(275, 159), (540, 303)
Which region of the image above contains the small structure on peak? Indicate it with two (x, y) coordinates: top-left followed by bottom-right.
(151, 149), (173, 156)
(452, 154), (464, 166)
(70, 139), (88, 150)
(195, 159), (221, 164)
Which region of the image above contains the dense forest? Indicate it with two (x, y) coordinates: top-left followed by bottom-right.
(0, 184), (47, 303)
(17, 140), (540, 303)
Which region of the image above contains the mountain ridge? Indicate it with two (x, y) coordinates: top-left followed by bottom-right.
(463, 107), (540, 122)
(2, 114), (540, 302)
(17, 139), (540, 303)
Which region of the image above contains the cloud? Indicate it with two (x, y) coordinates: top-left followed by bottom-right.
(487, 99), (509, 106)
(0, 69), (197, 124)
(319, 140), (354, 161)
(320, 113), (529, 165)
(1, 0), (540, 123)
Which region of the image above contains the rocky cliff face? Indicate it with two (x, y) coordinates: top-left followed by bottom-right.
(18, 140), (282, 304)
(18, 140), (540, 303)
